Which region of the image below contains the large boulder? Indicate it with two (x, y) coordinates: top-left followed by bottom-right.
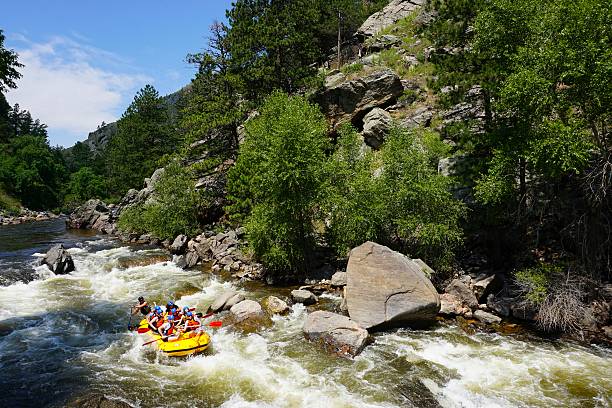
(303, 311), (370, 358)
(40, 244), (75, 274)
(445, 279), (479, 310)
(345, 241), (440, 329)
(361, 108), (392, 149)
(357, 0), (425, 37)
(291, 289), (318, 305)
(66, 199), (109, 229)
(316, 70), (403, 131)
(331, 271), (348, 287)
(229, 299), (272, 332)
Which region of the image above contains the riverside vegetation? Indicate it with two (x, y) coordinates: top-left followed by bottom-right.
(1, 0), (611, 341)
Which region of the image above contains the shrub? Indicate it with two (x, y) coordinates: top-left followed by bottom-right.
(118, 161), (201, 239)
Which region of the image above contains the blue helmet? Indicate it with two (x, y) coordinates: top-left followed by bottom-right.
(183, 306), (189, 312)
(186, 311), (193, 317)
(155, 306), (162, 313)
(168, 301), (174, 306)
(168, 315), (174, 321)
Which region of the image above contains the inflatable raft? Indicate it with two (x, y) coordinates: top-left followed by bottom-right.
(138, 319), (211, 357)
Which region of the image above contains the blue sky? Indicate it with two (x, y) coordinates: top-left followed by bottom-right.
(2, 0), (234, 147)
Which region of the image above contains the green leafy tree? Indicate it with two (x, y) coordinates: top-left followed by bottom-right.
(65, 167), (106, 204)
(118, 161), (201, 239)
(0, 29), (22, 93)
(105, 85), (176, 196)
(226, 91), (328, 275)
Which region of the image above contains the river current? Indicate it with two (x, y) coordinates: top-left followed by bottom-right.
(0, 219), (610, 408)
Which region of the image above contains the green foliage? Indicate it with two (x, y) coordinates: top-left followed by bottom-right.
(0, 185), (20, 213)
(514, 263), (562, 305)
(65, 167), (106, 205)
(227, 91), (328, 274)
(105, 85), (178, 196)
(324, 125), (465, 271)
(340, 62), (364, 75)
(0, 30), (22, 93)
(118, 161), (201, 239)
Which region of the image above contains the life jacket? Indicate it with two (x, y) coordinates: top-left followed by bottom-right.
(141, 304), (151, 315)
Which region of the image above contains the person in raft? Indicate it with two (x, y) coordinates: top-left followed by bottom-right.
(159, 314), (181, 341)
(133, 296), (151, 316)
(182, 311), (201, 333)
(147, 306), (164, 331)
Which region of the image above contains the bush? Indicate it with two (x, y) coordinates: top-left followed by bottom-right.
(324, 125), (465, 272)
(226, 91), (328, 275)
(514, 263), (556, 304)
(118, 161), (201, 239)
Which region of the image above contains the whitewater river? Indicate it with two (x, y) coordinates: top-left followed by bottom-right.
(0, 219), (610, 408)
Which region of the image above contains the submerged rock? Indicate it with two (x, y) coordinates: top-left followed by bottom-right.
(303, 310), (370, 358)
(65, 393), (132, 408)
(291, 289), (318, 305)
(40, 244), (75, 274)
(346, 241), (440, 329)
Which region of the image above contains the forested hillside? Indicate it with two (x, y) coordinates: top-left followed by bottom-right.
(1, 0), (610, 335)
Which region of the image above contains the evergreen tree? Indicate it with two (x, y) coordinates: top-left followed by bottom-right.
(105, 85), (175, 196)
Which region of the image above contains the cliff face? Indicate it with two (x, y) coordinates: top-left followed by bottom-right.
(74, 87), (186, 154)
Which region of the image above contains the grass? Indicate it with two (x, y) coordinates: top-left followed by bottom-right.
(0, 186), (21, 214)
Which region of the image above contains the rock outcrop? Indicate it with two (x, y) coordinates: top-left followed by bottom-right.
(303, 311), (370, 358)
(40, 244), (75, 274)
(315, 70), (403, 130)
(361, 107), (392, 149)
(66, 199), (109, 230)
(445, 279), (479, 310)
(345, 241), (440, 329)
(357, 0), (425, 37)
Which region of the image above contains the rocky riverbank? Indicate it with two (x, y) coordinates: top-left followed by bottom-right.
(0, 209), (60, 226)
(65, 198), (612, 356)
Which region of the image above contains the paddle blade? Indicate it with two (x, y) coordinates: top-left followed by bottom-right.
(207, 321), (223, 328)
(137, 327), (150, 333)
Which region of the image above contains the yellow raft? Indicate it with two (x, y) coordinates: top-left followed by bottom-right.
(138, 319), (211, 357)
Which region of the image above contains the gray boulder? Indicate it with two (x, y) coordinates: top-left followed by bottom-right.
(331, 271), (348, 287)
(303, 311), (370, 358)
(229, 299), (272, 332)
(445, 279), (479, 310)
(184, 251), (199, 268)
(439, 293), (468, 316)
(66, 199), (109, 230)
(472, 274), (503, 302)
(346, 241), (440, 329)
(291, 289), (318, 305)
(316, 70), (403, 131)
(224, 293), (245, 311)
(210, 291), (238, 312)
(170, 235), (188, 254)
(486, 295), (512, 317)
(362, 108), (392, 149)
(473, 310), (502, 325)
(358, 0), (425, 37)
(40, 244), (75, 274)
(262, 296), (290, 315)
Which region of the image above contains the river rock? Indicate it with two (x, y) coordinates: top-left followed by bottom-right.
(262, 296), (290, 315)
(174, 255), (188, 269)
(210, 291), (238, 312)
(439, 293), (468, 316)
(291, 289), (318, 305)
(40, 244), (75, 274)
(170, 235), (188, 254)
(445, 279), (479, 310)
(486, 294), (512, 317)
(473, 310), (502, 325)
(331, 271), (348, 287)
(229, 299), (272, 332)
(303, 311), (370, 358)
(224, 293), (245, 310)
(362, 108), (392, 149)
(346, 241), (440, 329)
(184, 251), (199, 268)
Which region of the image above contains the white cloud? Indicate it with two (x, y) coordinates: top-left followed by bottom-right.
(5, 35), (151, 147)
